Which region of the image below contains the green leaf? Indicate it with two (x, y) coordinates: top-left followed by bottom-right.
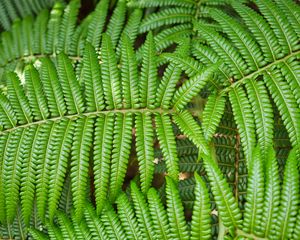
(135, 112), (155, 193)
(165, 177), (189, 240)
(71, 116), (94, 221)
(155, 114), (179, 180)
(191, 173), (211, 240)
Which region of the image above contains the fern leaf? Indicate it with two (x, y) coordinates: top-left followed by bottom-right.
(6, 72), (32, 124)
(109, 113), (133, 202)
(202, 92), (226, 141)
(135, 112), (155, 193)
(255, 0), (297, 55)
(229, 85), (256, 166)
(56, 212), (76, 240)
(210, 8), (263, 71)
(120, 34), (140, 109)
(173, 110), (209, 155)
(140, 7), (195, 33)
(57, 0), (80, 54)
(260, 147), (280, 237)
(20, 126), (40, 225)
(274, 0), (300, 40)
(128, 0), (195, 8)
(130, 182), (156, 240)
(245, 79), (274, 162)
(279, 56), (300, 108)
(71, 117), (94, 221)
(191, 173), (211, 240)
(232, 1), (279, 62)
(147, 188), (170, 240)
(192, 42), (231, 83)
(165, 177), (189, 240)
(116, 193), (143, 240)
(155, 114), (179, 180)
(101, 33), (122, 109)
(273, 148), (299, 239)
(0, 93), (17, 129)
(140, 32), (157, 108)
(194, 23), (247, 79)
(40, 58), (66, 117)
(81, 42), (105, 112)
(106, 0), (126, 47)
(156, 63), (182, 109)
(86, 0), (109, 49)
(263, 69), (300, 148)
(101, 203), (127, 240)
(172, 63), (219, 111)
(242, 147), (264, 236)
(93, 114), (114, 214)
(36, 122), (55, 221)
(46, 2), (64, 54)
(202, 154), (242, 229)
(57, 53), (85, 114)
(4, 128), (26, 223)
(48, 119), (75, 221)
(33, 10), (49, 55)
(120, 9), (142, 44)
(29, 227), (49, 240)
(0, 133), (9, 223)
(84, 203), (109, 239)
(25, 65), (49, 120)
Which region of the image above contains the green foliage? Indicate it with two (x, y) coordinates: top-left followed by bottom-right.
(0, 0), (300, 239)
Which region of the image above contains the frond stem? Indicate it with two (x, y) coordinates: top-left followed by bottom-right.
(0, 107), (175, 134)
(221, 49), (300, 94)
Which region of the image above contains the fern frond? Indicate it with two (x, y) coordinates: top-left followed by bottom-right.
(6, 72), (32, 124)
(191, 173), (211, 240)
(202, 154), (242, 229)
(4, 128), (26, 223)
(57, 0), (80, 54)
(155, 63), (182, 109)
(172, 63), (219, 111)
(40, 57), (66, 117)
(242, 147), (264, 236)
(86, 0), (109, 49)
(71, 117), (94, 221)
(101, 33), (122, 110)
(263, 68), (300, 148)
(25, 64), (49, 120)
(202, 92), (226, 141)
(260, 147), (280, 237)
(48, 119), (75, 221)
(155, 114), (179, 180)
(147, 188), (170, 240)
(93, 114), (114, 214)
(229, 85), (256, 166)
(0, 93), (17, 129)
(135, 113), (155, 193)
(109, 113), (133, 202)
(255, 0), (298, 55)
(273, 148), (299, 239)
(245, 79), (274, 162)
(165, 177), (189, 240)
(139, 7), (195, 33)
(130, 181), (156, 240)
(84, 203), (109, 239)
(105, 0), (126, 48)
(140, 32), (157, 108)
(173, 110), (209, 155)
(81, 42), (105, 112)
(120, 34), (140, 109)
(116, 192), (143, 240)
(57, 53), (85, 114)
